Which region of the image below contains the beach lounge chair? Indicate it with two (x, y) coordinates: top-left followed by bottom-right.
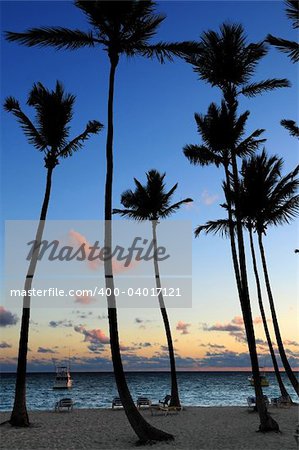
(150, 395), (182, 416)
(271, 396), (291, 408)
(55, 398), (73, 412)
(247, 395), (269, 410)
(136, 396), (151, 409)
(112, 397), (123, 409)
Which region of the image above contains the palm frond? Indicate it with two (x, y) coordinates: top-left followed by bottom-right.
(236, 129), (266, 157)
(5, 27), (96, 50)
(265, 195), (299, 227)
(183, 144), (223, 167)
(135, 41), (201, 63)
(285, 1), (299, 28)
(195, 219), (232, 238)
(3, 96), (47, 150)
(240, 78), (290, 97)
(281, 119), (299, 138)
(58, 120), (103, 158)
(161, 198), (193, 218)
(267, 35), (299, 63)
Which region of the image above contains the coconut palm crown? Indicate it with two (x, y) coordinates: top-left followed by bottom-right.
(5, 1), (199, 63)
(184, 23), (290, 96)
(4, 81), (103, 168)
(113, 169), (192, 220)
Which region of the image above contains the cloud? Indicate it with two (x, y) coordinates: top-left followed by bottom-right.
(229, 330), (247, 343)
(134, 317), (152, 329)
(74, 295), (95, 305)
(0, 341), (12, 349)
(69, 230), (101, 271)
(131, 342), (152, 349)
(37, 347), (56, 354)
(231, 316), (244, 326)
(135, 318), (143, 324)
(49, 319), (73, 328)
(0, 307), (18, 327)
(201, 190), (219, 206)
(203, 322), (243, 332)
(69, 230), (138, 274)
(201, 350), (251, 367)
(176, 321), (191, 335)
(284, 340), (299, 347)
(199, 343), (226, 349)
(74, 325), (110, 353)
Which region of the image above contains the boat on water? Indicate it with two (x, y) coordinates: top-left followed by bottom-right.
(53, 365), (73, 389)
(248, 372), (269, 387)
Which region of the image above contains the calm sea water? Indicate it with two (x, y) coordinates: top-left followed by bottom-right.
(0, 371), (297, 411)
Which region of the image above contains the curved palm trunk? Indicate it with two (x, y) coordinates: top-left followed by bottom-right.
(230, 153), (278, 431)
(152, 221), (180, 407)
(258, 231), (299, 396)
(10, 165), (54, 427)
(248, 227), (290, 400)
(104, 54), (173, 443)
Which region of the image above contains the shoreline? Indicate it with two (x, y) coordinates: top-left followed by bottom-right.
(1, 405), (298, 449)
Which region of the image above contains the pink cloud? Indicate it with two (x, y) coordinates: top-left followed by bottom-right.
(69, 230), (102, 271)
(74, 325), (110, 345)
(201, 190), (218, 206)
(176, 321), (191, 335)
(231, 316), (244, 326)
(69, 230), (138, 274)
(75, 295), (95, 305)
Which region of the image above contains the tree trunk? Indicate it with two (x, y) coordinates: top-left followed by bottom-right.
(10, 165), (54, 427)
(104, 54), (173, 443)
(230, 154), (279, 431)
(258, 231), (299, 396)
(248, 227), (290, 400)
(152, 220), (180, 407)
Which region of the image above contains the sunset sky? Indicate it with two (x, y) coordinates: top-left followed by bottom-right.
(1, 1), (298, 372)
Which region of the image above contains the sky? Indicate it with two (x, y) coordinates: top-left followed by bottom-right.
(0, 0), (298, 372)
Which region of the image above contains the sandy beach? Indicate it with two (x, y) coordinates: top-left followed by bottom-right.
(0, 405), (298, 449)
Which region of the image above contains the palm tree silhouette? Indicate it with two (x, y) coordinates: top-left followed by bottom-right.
(5, 1), (198, 440)
(267, 0), (299, 63)
(113, 169), (192, 408)
(4, 81), (102, 427)
(267, 0), (299, 138)
(183, 23), (289, 430)
(196, 150), (297, 401)
(240, 152), (299, 395)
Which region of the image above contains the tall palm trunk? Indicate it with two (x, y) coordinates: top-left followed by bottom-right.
(258, 231), (299, 396)
(248, 226), (290, 400)
(10, 164), (54, 427)
(104, 53), (173, 443)
(230, 153), (278, 431)
(152, 220), (180, 407)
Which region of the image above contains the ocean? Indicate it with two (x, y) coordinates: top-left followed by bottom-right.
(0, 371), (297, 411)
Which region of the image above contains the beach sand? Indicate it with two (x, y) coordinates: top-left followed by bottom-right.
(0, 405), (298, 449)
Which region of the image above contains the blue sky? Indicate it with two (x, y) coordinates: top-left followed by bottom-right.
(0, 1), (298, 371)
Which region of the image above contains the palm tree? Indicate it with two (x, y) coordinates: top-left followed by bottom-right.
(267, 0), (299, 63)
(196, 159), (292, 401)
(267, 1), (299, 138)
(183, 104), (278, 430)
(240, 152), (299, 395)
(113, 169), (192, 407)
(5, 1), (198, 441)
(4, 81), (102, 426)
(183, 22), (290, 430)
